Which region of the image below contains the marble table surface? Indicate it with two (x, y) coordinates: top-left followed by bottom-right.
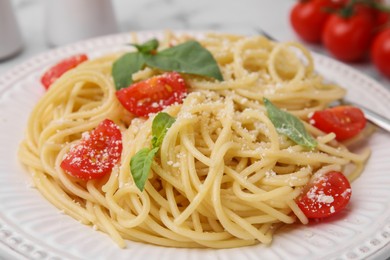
(0, 0), (389, 259)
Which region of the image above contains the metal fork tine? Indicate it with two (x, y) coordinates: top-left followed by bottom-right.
(257, 28), (390, 133)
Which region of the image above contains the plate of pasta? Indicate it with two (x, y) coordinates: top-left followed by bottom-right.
(0, 30), (390, 260)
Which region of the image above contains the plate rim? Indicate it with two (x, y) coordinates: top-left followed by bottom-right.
(0, 30), (390, 260)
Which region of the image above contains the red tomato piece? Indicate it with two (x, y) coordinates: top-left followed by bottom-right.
(371, 29), (390, 79)
(322, 13), (374, 62)
(41, 54), (88, 89)
(60, 119), (122, 181)
(310, 106), (366, 141)
(298, 171), (352, 219)
(290, 0), (342, 43)
(374, 12), (390, 32)
(353, 2), (378, 20)
(116, 72), (187, 117)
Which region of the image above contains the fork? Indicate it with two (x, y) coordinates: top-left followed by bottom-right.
(331, 100), (390, 133)
(256, 28), (390, 133)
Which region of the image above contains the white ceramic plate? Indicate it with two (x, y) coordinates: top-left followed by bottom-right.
(0, 31), (390, 260)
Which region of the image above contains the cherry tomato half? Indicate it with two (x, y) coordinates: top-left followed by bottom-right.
(60, 119), (122, 181)
(298, 171), (352, 219)
(322, 13), (374, 62)
(290, 0), (342, 43)
(41, 54), (88, 89)
(310, 106), (366, 141)
(371, 29), (390, 79)
(116, 72), (187, 117)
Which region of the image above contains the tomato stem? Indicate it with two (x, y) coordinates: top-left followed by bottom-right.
(371, 2), (390, 12)
(339, 0), (358, 18)
(336, 0), (390, 18)
(321, 6), (338, 14)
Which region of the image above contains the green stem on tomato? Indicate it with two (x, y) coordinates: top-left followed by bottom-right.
(336, 0), (390, 19)
(338, 0), (358, 18)
(371, 2), (390, 12)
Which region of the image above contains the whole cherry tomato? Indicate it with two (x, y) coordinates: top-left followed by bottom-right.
(341, 0), (384, 24)
(374, 12), (390, 32)
(310, 106), (366, 141)
(322, 13), (374, 62)
(371, 28), (390, 78)
(298, 171), (352, 219)
(290, 0), (342, 43)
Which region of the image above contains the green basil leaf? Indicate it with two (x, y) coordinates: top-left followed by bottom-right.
(151, 112), (176, 149)
(112, 52), (145, 90)
(264, 98), (317, 149)
(130, 38), (159, 55)
(130, 147), (159, 191)
(145, 40), (223, 81)
(130, 112), (176, 191)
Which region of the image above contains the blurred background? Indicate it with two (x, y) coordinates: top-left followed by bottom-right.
(0, 0), (389, 259)
(0, 0), (389, 90)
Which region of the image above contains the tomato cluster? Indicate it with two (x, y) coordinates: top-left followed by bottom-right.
(290, 0), (390, 78)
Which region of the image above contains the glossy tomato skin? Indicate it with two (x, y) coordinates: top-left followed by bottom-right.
(298, 171), (352, 219)
(322, 14), (373, 62)
(374, 12), (390, 32)
(290, 0), (340, 43)
(116, 72), (187, 117)
(310, 106), (366, 141)
(41, 54), (88, 89)
(371, 29), (390, 79)
(60, 119), (122, 181)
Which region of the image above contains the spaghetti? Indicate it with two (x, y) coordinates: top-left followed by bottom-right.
(18, 33), (370, 248)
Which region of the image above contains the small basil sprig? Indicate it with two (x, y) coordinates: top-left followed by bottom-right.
(131, 38), (159, 54)
(129, 147), (159, 192)
(264, 98), (317, 149)
(112, 39), (223, 90)
(130, 112), (176, 191)
(112, 52), (145, 90)
(151, 112), (176, 148)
